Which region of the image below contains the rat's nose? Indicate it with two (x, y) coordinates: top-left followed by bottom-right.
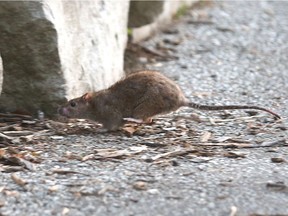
(58, 107), (69, 117)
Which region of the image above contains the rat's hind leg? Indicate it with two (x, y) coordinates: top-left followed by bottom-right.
(131, 97), (162, 123)
(143, 117), (153, 124)
(132, 90), (179, 121)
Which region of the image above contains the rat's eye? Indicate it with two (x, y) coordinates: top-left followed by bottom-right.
(70, 101), (76, 107)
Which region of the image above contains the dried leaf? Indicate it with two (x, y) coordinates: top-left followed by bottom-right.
(147, 189), (159, 194)
(4, 190), (20, 197)
(122, 125), (138, 136)
(190, 157), (213, 163)
(212, 136), (250, 143)
(140, 142), (167, 148)
(2, 166), (25, 173)
(193, 91), (212, 98)
(0, 149), (6, 158)
(271, 157), (286, 163)
(162, 127), (177, 131)
(3, 130), (34, 136)
(133, 181), (148, 190)
(11, 173), (27, 187)
(152, 159), (174, 166)
(261, 139), (287, 147)
(50, 136), (64, 140)
(190, 113), (202, 123)
(223, 151), (246, 158)
(7, 147), (19, 154)
(97, 185), (115, 195)
(48, 185), (59, 193)
(22, 153), (42, 163)
(123, 118), (143, 123)
(194, 139), (286, 148)
(0, 199), (5, 207)
(62, 207), (70, 216)
(151, 148), (196, 161)
(10, 126), (23, 131)
(82, 154), (95, 161)
(6, 156), (35, 171)
(19, 135), (34, 142)
(230, 206), (238, 216)
(0, 132), (13, 141)
(65, 151), (82, 160)
(266, 181), (287, 191)
(21, 120), (36, 125)
(52, 168), (89, 176)
(200, 131), (212, 142)
(95, 146), (147, 159)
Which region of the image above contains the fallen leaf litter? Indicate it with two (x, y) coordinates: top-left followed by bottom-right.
(0, 111), (286, 178)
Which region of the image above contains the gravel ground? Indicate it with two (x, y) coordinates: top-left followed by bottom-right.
(1, 1), (288, 216)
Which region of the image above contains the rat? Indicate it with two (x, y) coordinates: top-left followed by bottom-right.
(58, 70), (281, 131)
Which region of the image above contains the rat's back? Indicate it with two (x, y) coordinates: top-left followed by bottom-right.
(108, 70), (187, 119)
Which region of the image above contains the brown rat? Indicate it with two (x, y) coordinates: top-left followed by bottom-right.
(58, 70), (281, 131)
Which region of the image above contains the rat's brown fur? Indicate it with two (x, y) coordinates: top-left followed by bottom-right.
(58, 70), (281, 131)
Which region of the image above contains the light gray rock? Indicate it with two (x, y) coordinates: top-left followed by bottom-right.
(128, 1), (164, 28)
(0, 0), (129, 117)
(0, 1), (63, 116)
(131, 0), (197, 43)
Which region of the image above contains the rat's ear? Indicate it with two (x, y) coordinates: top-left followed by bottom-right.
(82, 92), (92, 102)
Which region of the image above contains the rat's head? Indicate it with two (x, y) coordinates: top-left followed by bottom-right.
(58, 92), (93, 119)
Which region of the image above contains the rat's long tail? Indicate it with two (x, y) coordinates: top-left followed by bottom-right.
(186, 101), (281, 119)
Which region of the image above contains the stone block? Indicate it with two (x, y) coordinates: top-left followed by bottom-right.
(130, 0), (197, 43)
(128, 1), (164, 28)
